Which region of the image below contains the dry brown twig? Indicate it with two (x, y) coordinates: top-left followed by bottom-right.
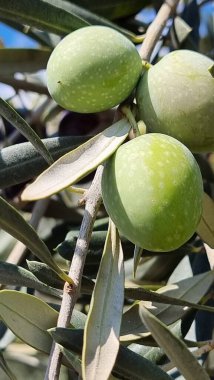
(45, 0), (180, 378)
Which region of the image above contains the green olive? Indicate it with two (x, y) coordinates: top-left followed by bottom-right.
(102, 133), (203, 252)
(47, 26), (142, 113)
(136, 50), (214, 152)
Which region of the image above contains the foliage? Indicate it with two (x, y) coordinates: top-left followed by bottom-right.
(0, 1), (213, 379)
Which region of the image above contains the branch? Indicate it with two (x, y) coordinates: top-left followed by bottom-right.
(139, 0), (179, 60)
(45, 166), (103, 380)
(45, 0), (180, 378)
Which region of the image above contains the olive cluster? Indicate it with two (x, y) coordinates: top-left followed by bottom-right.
(47, 26), (214, 251)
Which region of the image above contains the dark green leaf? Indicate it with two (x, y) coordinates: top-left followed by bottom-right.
(0, 197), (72, 284)
(0, 261), (62, 298)
(50, 327), (172, 380)
(22, 118), (131, 200)
(125, 284), (214, 312)
(0, 136), (88, 188)
(69, 0), (146, 20)
(0, 98), (53, 165)
(0, 0), (89, 36)
(0, 48), (51, 75)
(26, 260), (95, 294)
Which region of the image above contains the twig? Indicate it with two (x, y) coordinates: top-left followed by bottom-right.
(139, 0), (179, 60)
(45, 0), (180, 378)
(45, 166), (103, 380)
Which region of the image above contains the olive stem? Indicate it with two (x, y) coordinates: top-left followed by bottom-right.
(142, 59), (153, 70)
(45, 0), (180, 378)
(121, 105), (141, 137)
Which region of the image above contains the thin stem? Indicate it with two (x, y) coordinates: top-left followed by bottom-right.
(44, 166), (103, 380)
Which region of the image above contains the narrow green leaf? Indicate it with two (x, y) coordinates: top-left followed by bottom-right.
(121, 271), (214, 342)
(50, 327), (172, 380)
(0, 0), (89, 36)
(0, 98), (53, 165)
(22, 118), (131, 200)
(115, 345), (172, 380)
(70, 0), (145, 20)
(0, 351), (17, 380)
(60, 346), (82, 376)
(197, 192), (214, 248)
(125, 284), (214, 312)
(133, 245), (143, 278)
(0, 261), (62, 298)
(0, 136), (88, 188)
(0, 197), (72, 284)
(0, 290), (85, 354)
(26, 260), (94, 294)
(82, 221), (124, 380)
(0, 290), (58, 353)
(49, 0), (141, 41)
(140, 305), (210, 380)
(0, 48), (51, 75)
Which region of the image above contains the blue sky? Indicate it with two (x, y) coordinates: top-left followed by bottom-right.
(0, 22), (37, 48)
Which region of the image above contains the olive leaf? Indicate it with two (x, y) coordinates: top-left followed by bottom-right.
(0, 136), (88, 188)
(0, 48), (51, 75)
(26, 260), (94, 294)
(50, 327), (172, 380)
(0, 261), (62, 298)
(0, 197), (72, 284)
(173, 16), (192, 44)
(0, 351), (17, 380)
(125, 285), (214, 312)
(82, 221), (124, 380)
(0, 290), (86, 353)
(140, 305), (210, 380)
(0, 0), (89, 36)
(21, 118), (131, 200)
(197, 192), (214, 248)
(0, 98), (53, 165)
(120, 270), (214, 342)
(0, 290), (59, 353)
(133, 245), (143, 277)
(74, 0), (145, 20)
(59, 345), (82, 376)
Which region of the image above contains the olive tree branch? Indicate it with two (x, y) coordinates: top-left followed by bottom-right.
(45, 0), (180, 378)
(139, 0), (179, 60)
(45, 166), (103, 380)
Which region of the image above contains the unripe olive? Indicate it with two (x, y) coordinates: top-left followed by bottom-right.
(136, 50), (214, 152)
(47, 26), (142, 113)
(102, 134), (203, 252)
